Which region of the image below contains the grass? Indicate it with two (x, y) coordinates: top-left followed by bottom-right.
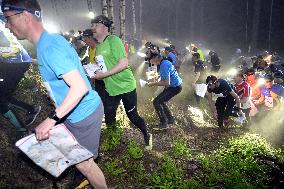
(4, 67), (283, 188)
(100, 129), (283, 188)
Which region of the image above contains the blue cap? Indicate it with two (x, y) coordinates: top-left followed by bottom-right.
(1, 5), (42, 19)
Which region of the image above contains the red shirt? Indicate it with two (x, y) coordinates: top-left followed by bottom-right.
(235, 81), (250, 99)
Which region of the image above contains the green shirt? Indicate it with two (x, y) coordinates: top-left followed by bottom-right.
(197, 49), (205, 62)
(96, 35), (136, 96)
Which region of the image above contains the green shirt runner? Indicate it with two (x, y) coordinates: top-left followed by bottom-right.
(95, 35), (136, 96)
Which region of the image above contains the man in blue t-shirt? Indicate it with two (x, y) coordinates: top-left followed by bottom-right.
(165, 47), (177, 64)
(2, 0), (107, 188)
(165, 46), (180, 71)
(147, 53), (182, 129)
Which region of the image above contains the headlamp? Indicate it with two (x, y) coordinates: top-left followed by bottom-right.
(227, 68), (238, 76)
(1, 5), (42, 19)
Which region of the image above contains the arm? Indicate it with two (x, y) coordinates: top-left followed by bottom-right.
(148, 79), (169, 87)
(230, 91), (241, 109)
(253, 94), (264, 105)
(94, 58), (128, 79)
(55, 70), (88, 117)
(35, 70), (89, 140)
(240, 97), (250, 104)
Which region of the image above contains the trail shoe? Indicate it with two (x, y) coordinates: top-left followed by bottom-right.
(26, 105), (41, 126)
(75, 179), (91, 189)
(159, 122), (169, 129)
(144, 133), (153, 150)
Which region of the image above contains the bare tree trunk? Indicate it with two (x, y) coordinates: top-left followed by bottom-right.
(132, 0), (137, 37)
(251, 0), (261, 54)
(174, 1), (178, 40)
(190, 0), (195, 41)
(119, 0), (126, 42)
(167, 0), (170, 37)
(268, 0), (274, 51)
(108, 0), (115, 34)
(87, 0), (93, 11)
(245, 0), (249, 55)
(139, 0), (142, 41)
(101, 0), (108, 17)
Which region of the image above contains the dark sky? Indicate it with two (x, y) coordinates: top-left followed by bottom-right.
(35, 0), (284, 56)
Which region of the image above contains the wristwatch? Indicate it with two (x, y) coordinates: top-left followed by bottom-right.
(48, 109), (61, 122)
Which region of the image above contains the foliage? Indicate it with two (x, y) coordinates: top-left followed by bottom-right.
(128, 162), (148, 185)
(127, 140), (144, 159)
(151, 157), (184, 188)
(18, 64), (47, 94)
(101, 124), (123, 152)
(104, 159), (125, 177)
(171, 139), (192, 158)
(195, 133), (283, 189)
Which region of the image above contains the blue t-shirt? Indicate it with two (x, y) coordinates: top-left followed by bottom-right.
(167, 52), (177, 65)
(36, 32), (101, 123)
(159, 59), (182, 87)
(261, 87), (272, 97)
(271, 84), (284, 97)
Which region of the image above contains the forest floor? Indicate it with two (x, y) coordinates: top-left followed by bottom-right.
(0, 64), (283, 189)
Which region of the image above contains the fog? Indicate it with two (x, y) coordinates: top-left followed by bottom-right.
(1, 0), (283, 58)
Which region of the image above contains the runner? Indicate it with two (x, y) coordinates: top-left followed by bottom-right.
(147, 53), (182, 129)
(206, 75), (243, 128)
(2, 1), (107, 188)
(92, 15), (152, 150)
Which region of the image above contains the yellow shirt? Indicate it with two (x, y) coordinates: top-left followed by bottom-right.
(88, 47), (96, 64)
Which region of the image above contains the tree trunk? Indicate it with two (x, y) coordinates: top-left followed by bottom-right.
(139, 0), (142, 41)
(132, 0), (137, 37)
(251, 0), (261, 54)
(87, 0), (93, 11)
(101, 0), (108, 17)
(108, 0), (115, 34)
(245, 0), (249, 55)
(119, 0), (126, 43)
(190, 0), (195, 41)
(268, 0), (274, 51)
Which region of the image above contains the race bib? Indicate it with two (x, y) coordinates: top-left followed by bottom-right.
(95, 55), (107, 73)
(264, 96), (273, 108)
(83, 64), (99, 78)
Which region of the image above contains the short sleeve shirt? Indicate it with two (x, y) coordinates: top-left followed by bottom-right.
(207, 79), (232, 97)
(167, 52), (177, 65)
(95, 35), (136, 96)
(271, 84), (284, 97)
(235, 81), (250, 99)
(159, 59), (182, 87)
(261, 87), (272, 97)
(36, 32), (101, 123)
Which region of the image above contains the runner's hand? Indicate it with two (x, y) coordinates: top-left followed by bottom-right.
(94, 71), (106, 80)
(147, 82), (155, 87)
(35, 118), (56, 140)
